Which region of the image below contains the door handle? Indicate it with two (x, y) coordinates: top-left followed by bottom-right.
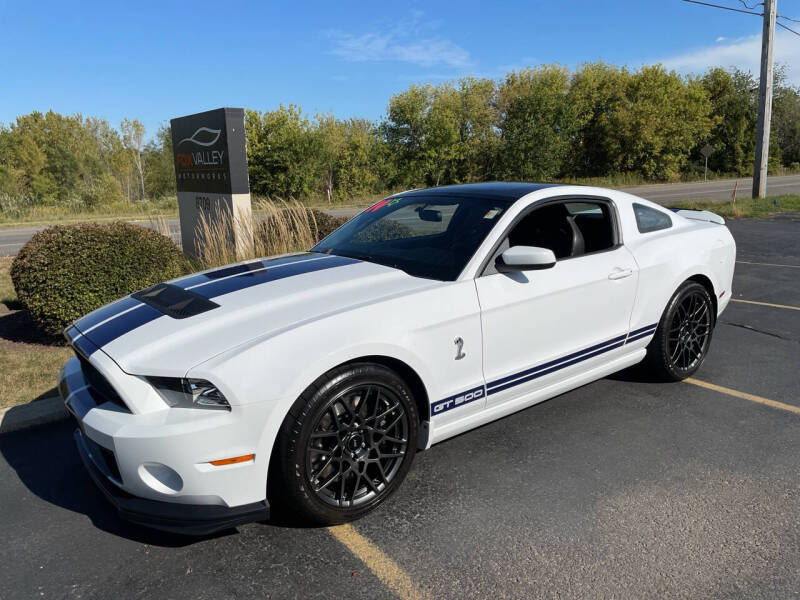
(608, 268), (633, 280)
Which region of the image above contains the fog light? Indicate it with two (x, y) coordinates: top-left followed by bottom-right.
(138, 462), (183, 494)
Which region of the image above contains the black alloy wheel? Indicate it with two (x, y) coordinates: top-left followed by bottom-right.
(272, 363), (418, 524)
(307, 382), (409, 508)
(646, 281), (715, 381)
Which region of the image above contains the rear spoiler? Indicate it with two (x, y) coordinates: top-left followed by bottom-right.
(668, 208), (725, 225)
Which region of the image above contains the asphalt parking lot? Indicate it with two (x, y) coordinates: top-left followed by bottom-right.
(1, 215), (798, 599)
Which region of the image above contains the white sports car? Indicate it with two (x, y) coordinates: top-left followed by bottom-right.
(59, 183), (736, 534)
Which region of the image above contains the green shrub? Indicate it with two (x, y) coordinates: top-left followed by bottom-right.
(11, 222), (190, 336)
(310, 209), (348, 241)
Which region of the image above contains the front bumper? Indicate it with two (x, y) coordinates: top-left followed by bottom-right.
(73, 428), (268, 535)
(59, 353), (271, 536)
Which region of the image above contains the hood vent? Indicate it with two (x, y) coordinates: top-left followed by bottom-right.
(132, 283), (219, 319)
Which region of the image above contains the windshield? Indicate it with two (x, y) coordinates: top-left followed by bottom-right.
(312, 194), (512, 280)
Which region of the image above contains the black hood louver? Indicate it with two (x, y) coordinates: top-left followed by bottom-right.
(132, 283), (219, 319)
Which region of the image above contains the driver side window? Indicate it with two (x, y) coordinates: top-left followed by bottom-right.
(483, 199), (617, 275)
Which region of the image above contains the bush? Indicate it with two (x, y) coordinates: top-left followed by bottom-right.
(11, 222), (190, 336)
(310, 209), (348, 241)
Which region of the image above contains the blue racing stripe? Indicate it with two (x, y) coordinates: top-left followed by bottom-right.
(173, 253), (318, 289)
(71, 331), (101, 358)
(488, 339), (627, 395)
(626, 329), (657, 343)
(192, 255), (360, 299)
(629, 323), (658, 336)
(74, 296), (141, 332)
(72, 253), (360, 354)
(487, 333), (627, 390)
(82, 304), (163, 350)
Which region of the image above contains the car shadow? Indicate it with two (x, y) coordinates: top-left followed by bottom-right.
(605, 362), (667, 384)
(0, 419), (242, 547)
(0, 418), (322, 545)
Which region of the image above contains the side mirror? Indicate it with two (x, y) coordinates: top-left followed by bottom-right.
(496, 246), (556, 272)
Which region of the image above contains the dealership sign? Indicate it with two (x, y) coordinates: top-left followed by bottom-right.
(170, 108), (252, 258)
(170, 108), (249, 195)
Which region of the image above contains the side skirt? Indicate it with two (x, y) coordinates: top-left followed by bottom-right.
(424, 348), (647, 448)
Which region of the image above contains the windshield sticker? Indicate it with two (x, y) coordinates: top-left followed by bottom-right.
(483, 208), (501, 219)
(365, 199), (391, 213)
(365, 197), (402, 213)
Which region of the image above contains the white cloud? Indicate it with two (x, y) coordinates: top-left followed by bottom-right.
(329, 13), (470, 68)
(659, 31), (800, 85)
(715, 36), (727, 42)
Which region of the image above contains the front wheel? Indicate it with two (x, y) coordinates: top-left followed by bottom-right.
(271, 363), (418, 524)
(645, 281), (715, 381)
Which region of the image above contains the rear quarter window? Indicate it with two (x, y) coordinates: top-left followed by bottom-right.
(633, 203), (672, 233)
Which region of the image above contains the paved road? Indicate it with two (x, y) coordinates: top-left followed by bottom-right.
(1, 216), (799, 598)
(2, 175), (799, 257)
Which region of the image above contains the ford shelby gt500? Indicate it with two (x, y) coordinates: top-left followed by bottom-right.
(59, 183), (735, 534)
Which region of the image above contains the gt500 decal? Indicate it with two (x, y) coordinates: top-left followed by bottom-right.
(431, 385), (486, 417)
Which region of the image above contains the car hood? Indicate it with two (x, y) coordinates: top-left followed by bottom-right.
(70, 252), (439, 376)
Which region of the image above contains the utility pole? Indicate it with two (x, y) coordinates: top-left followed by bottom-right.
(752, 0), (777, 199)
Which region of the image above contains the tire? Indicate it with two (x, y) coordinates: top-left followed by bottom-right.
(645, 281), (715, 381)
(271, 362), (418, 525)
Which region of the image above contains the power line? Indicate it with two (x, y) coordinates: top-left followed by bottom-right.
(681, 0), (777, 198)
(681, 0), (762, 15)
(777, 20), (800, 35)
(778, 14), (800, 23)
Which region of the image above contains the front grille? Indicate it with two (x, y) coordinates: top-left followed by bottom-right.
(75, 353), (130, 413)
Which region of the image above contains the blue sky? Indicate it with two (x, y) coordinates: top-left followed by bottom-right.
(1, 0), (798, 139)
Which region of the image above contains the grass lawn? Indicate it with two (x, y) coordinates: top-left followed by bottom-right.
(0, 258), (71, 411)
(673, 194), (800, 218)
(0, 348), (72, 410)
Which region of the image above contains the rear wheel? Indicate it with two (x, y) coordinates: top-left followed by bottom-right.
(645, 281), (715, 381)
(271, 363), (418, 524)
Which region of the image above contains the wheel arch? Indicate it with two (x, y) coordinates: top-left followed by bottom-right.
(686, 273), (718, 322)
(338, 355), (430, 425)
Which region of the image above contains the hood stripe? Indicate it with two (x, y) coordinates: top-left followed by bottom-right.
(82, 304), (163, 349)
(73, 296), (142, 332)
(190, 255), (359, 299)
(172, 253), (317, 289)
(73, 253), (360, 354)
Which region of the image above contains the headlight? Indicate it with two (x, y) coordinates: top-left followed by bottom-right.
(147, 377), (231, 411)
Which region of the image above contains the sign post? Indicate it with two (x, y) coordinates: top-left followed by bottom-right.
(700, 144), (714, 182)
(170, 108), (253, 259)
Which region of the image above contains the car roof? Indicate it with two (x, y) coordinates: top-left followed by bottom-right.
(392, 182), (562, 201)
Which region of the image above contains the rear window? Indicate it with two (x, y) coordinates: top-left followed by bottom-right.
(633, 203), (672, 233)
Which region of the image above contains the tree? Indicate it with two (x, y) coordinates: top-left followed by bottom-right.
(246, 106), (322, 198)
(772, 69), (800, 167)
(143, 124), (176, 199)
(699, 68), (756, 175)
(615, 66), (714, 180)
(497, 66), (579, 181)
(567, 62), (628, 177)
(120, 118), (146, 200)
(382, 85), (431, 187)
